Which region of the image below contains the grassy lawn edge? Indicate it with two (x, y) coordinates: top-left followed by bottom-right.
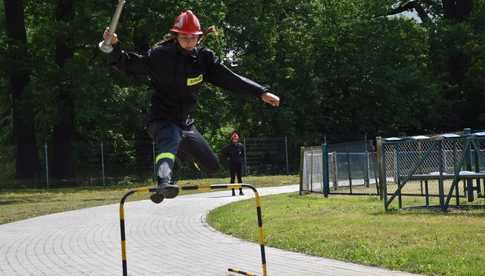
(207, 193), (485, 276)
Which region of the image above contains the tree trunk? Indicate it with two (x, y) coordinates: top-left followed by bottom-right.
(441, 0), (473, 129)
(50, 0), (75, 181)
(133, 30), (152, 177)
(443, 0), (473, 21)
(135, 127), (152, 176)
(443, 0), (472, 86)
(4, 0), (40, 182)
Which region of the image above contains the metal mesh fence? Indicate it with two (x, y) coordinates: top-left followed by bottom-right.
(1, 136), (292, 188)
(244, 137), (289, 175)
(300, 144), (379, 195)
(381, 139), (485, 178)
(379, 131), (485, 210)
(301, 147), (323, 193)
(57, 139), (155, 186)
(333, 152), (376, 187)
(300, 130), (485, 211)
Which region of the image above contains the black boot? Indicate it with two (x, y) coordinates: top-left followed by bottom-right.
(158, 178), (179, 199)
(239, 188), (244, 196)
(231, 188), (236, 196)
(150, 192), (164, 204)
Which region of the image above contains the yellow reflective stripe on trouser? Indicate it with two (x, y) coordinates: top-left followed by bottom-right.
(187, 74), (203, 86)
(155, 152), (175, 163)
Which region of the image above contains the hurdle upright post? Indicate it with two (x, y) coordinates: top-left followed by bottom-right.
(119, 184), (268, 276)
(119, 187), (156, 276)
(207, 184), (268, 276)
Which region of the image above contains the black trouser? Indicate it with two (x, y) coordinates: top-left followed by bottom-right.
(148, 120), (219, 182)
(230, 162), (243, 195)
(230, 162), (243, 183)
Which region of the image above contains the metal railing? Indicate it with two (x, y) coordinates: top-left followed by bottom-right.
(300, 144), (379, 196)
(1, 136), (295, 188)
(377, 129), (485, 211)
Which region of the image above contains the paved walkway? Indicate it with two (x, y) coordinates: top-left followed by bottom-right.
(0, 185), (418, 276)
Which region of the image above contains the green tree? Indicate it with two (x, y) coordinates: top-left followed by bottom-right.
(3, 0), (41, 181)
(315, 1), (441, 137)
(387, 0), (484, 129)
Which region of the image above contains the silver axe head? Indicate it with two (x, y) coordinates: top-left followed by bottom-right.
(99, 0), (126, 53)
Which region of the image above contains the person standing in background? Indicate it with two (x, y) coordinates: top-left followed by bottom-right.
(221, 131), (245, 196)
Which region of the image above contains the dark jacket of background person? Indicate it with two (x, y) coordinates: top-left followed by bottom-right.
(221, 142), (245, 167)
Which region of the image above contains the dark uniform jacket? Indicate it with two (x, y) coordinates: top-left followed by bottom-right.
(221, 142), (245, 166)
(108, 41), (267, 125)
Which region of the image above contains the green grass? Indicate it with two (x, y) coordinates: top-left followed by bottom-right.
(207, 193), (485, 276)
(0, 175), (297, 225)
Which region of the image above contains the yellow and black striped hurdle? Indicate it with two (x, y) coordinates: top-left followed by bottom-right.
(119, 183), (268, 276)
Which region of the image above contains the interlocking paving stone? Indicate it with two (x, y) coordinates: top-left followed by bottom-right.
(0, 185), (419, 276)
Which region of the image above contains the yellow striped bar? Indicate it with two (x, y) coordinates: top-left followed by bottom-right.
(179, 184), (242, 191)
(228, 268), (256, 276)
(180, 185), (211, 192)
(181, 185), (200, 191)
(253, 192), (267, 276)
(119, 206), (125, 220)
(121, 240), (127, 260)
(209, 184), (242, 190)
(262, 265), (267, 276)
(258, 227), (265, 245)
(255, 195), (262, 208)
(118, 186), (152, 276)
(119, 183), (267, 276)
(133, 187), (150, 194)
(120, 189), (136, 276)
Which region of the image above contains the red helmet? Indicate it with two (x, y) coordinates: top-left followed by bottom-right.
(170, 10), (203, 35)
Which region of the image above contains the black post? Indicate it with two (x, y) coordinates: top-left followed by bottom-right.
(323, 143), (330, 197)
(364, 133), (370, 187)
(464, 129), (474, 202)
(347, 151), (352, 194)
(425, 180), (429, 207)
(438, 140), (445, 211)
(473, 139), (481, 196)
(299, 146), (304, 195)
(396, 143), (402, 209)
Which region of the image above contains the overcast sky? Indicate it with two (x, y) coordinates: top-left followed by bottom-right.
(389, 10), (422, 23)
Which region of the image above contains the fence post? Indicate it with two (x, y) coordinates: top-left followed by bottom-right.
(364, 133), (370, 187)
(331, 153), (338, 190)
(396, 143), (402, 209)
(101, 142), (106, 186)
(310, 150), (314, 192)
(44, 143), (49, 189)
(473, 137), (481, 196)
(373, 151), (379, 194)
(285, 136), (289, 174)
(299, 146), (304, 195)
(347, 151), (352, 194)
(376, 136), (385, 201)
(464, 128), (474, 202)
(322, 143), (329, 197)
(243, 137), (248, 176)
(393, 146), (398, 183)
(438, 139), (445, 210)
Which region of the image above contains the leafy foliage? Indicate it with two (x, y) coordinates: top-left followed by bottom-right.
(1, 0), (485, 183)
